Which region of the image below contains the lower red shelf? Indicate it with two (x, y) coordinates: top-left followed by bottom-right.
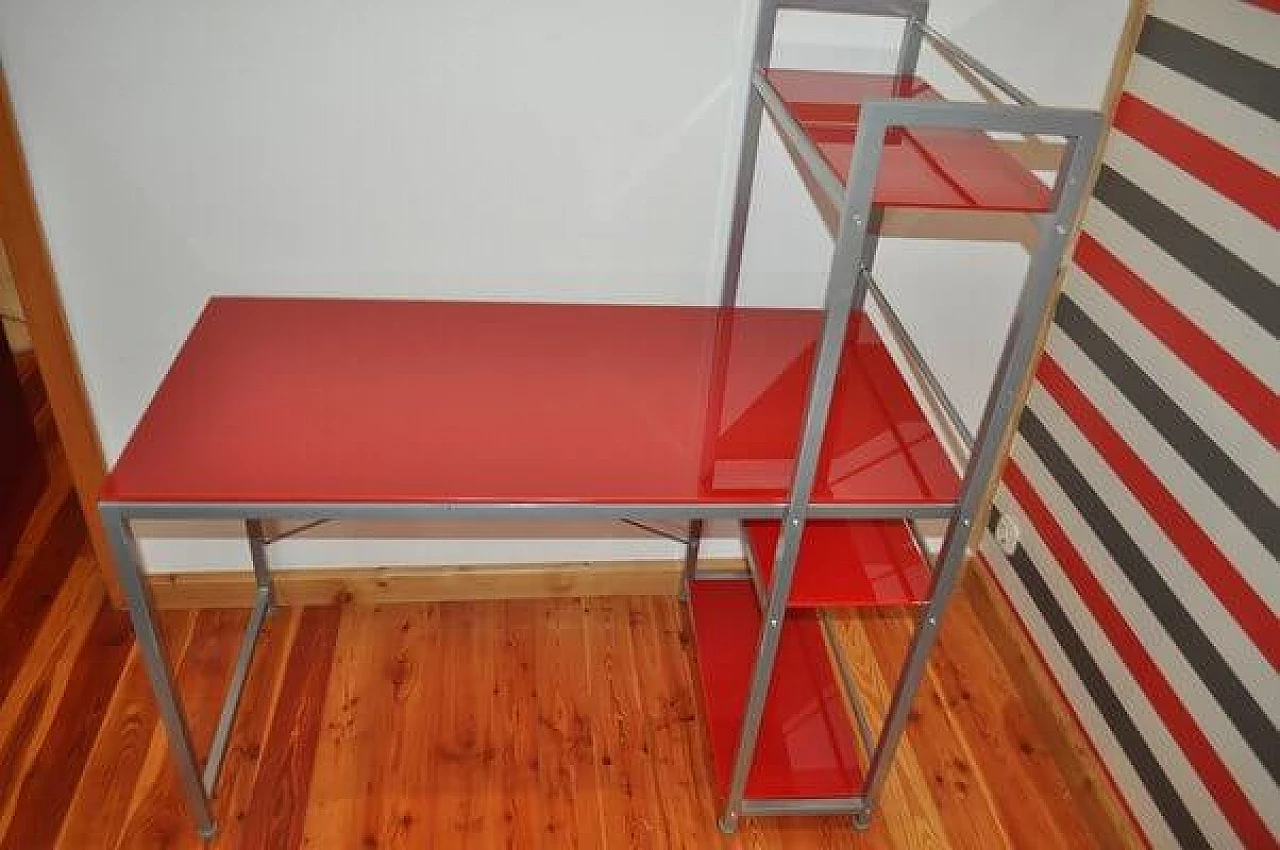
(688, 579), (863, 800)
(743, 519), (932, 608)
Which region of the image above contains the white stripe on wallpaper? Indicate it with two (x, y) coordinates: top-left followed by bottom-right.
(1026, 381), (1278, 724)
(1083, 201), (1280, 391)
(1125, 55), (1280, 172)
(1012, 431), (1274, 828)
(992, 456), (1245, 850)
(1104, 130), (1279, 280)
(980, 527), (1186, 850)
(1066, 267), (1280, 505)
(1151, 0), (1280, 67)
(1045, 327), (1276, 585)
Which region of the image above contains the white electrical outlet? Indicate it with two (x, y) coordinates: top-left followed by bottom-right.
(994, 515), (1020, 556)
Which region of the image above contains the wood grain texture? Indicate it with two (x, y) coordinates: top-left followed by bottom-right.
(238, 605), (340, 850)
(144, 560), (745, 609)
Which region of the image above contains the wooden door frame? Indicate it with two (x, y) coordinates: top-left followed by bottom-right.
(0, 69), (122, 604)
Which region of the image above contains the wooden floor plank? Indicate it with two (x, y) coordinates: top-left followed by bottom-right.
(926, 591), (1102, 850)
(207, 608), (301, 849)
(625, 597), (719, 850)
(0, 494), (84, 699)
(532, 598), (600, 848)
(829, 609), (952, 850)
(112, 609), (249, 850)
(585, 596), (670, 850)
(962, 567), (1147, 850)
(0, 556), (104, 837)
(855, 607), (1013, 850)
(237, 605), (341, 850)
(54, 610), (196, 850)
(0, 599), (132, 850)
(358, 604), (439, 850)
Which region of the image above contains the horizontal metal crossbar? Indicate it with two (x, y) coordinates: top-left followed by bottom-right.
(754, 68), (845, 211)
(102, 500), (961, 522)
(620, 518), (690, 545)
(858, 98), (1097, 138)
(916, 20), (1036, 107)
(740, 796), (868, 817)
(776, 0), (928, 17)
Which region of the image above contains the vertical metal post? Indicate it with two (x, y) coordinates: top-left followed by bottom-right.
(99, 505), (217, 840)
(719, 106), (892, 834)
(719, 0), (779, 308)
(859, 114), (1102, 808)
(681, 519), (703, 600)
(246, 519), (275, 608)
(893, 5), (927, 97)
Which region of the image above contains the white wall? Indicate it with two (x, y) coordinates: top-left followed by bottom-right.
(0, 0), (1126, 572)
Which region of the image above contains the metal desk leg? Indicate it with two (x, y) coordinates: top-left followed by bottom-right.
(201, 520), (275, 794)
(247, 519), (276, 608)
(681, 519), (703, 601)
(100, 504), (217, 840)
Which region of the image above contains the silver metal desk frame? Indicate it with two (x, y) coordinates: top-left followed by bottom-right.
(99, 0), (1101, 838)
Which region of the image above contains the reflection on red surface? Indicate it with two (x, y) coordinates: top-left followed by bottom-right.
(689, 579), (863, 799)
(104, 298), (958, 507)
(765, 69), (1051, 212)
(745, 518), (932, 607)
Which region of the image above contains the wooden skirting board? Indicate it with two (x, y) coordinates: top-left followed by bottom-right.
(145, 557), (744, 608)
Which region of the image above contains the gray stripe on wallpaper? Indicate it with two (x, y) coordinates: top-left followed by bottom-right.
(1053, 294), (1280, 560)
(1017, 408), (1280, 783)
(1137, 15), (1280, 119)
(1093, 166), (1280, 338)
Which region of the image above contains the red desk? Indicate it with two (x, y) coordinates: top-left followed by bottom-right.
(105, 297), (958, 512)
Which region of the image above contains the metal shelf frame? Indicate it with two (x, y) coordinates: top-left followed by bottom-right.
(95, 0), (1100, 840)
(701, 0), (1101, 833)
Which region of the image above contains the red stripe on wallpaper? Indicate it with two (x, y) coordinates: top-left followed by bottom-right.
(1035, 352), (1279, 669)
(1004, 462), (1272, 850)
(1113, 93), (1280, 228)
(1074, 232), (1280, 449)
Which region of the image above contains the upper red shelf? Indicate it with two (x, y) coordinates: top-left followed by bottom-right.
(764, 69), (1052, 212)
(103, 298), (959, 508)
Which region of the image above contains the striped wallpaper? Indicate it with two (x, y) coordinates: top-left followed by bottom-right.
(977, 2), (1279, 848)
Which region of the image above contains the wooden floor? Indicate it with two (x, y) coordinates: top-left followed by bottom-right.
(0, 359), (1141, 850)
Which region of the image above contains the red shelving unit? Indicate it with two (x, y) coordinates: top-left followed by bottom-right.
(743, 519), (932, 608)
(764, 69), (1051, 212)
(688, 579), (863, 799)
(93, 1), (1102, 839)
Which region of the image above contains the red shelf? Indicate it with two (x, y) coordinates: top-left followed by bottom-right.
(103, 298), (959, 508)
(688, 579), (863, 800)
(743, 519), (932, 608)
(764, 69), (1052, 212)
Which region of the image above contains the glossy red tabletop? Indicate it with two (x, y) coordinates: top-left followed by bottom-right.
(103, 298), (959, 507)
(765, 70), (1051, 212)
